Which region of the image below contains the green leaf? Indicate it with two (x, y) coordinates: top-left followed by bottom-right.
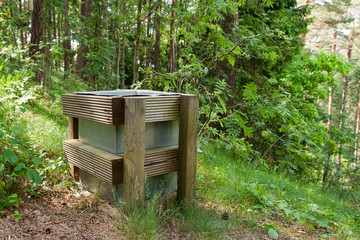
(19, 105), (26, 113)
(227, 55), (235, 66)
(32, 157), (42, 165)
(28, 169), (42, 184)
(268, 228), (279, 239)
(316, 219), (328, 227)
(0, 163), (4, 172)
(263, 223), (276, 230)
(4, 149), (18, 165)
(0, 130), (4, 138)
(308, 223), (315, 231)
(9, 138), (22, 145)
(14, 163), (25, 172)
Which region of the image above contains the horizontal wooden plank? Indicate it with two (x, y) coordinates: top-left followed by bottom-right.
(64, 140), (123, 184)
(63, 93), (119, 100)
(64, 140), (179, 184)
(63, 101), (113, 110)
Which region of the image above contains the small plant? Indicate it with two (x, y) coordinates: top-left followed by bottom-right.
(119, 193), (165, 239)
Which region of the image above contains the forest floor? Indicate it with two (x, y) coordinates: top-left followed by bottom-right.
(0, 189), (126, 240)
(0, 187), (322, 240)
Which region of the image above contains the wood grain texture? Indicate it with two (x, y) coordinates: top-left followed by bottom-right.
(177, 94), (199, 206)
(63, 93), (180, 124)
(62, 93), (123, 125)
(68, 116), (80, 181)
(123, 97), (146, 209)
(63, 140), (178, 185)
(64, 139), (123, 184)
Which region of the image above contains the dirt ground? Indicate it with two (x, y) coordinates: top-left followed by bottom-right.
(0, 189), (126, 240)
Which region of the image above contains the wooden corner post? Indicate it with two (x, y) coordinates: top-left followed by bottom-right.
(68, 116), (80, 181)
(124, 97), (146, 210)
(177, 94), (199, 206)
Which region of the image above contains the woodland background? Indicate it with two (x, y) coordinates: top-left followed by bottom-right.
(1, 0), (360, 239)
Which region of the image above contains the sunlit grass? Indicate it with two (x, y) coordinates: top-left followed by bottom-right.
(197, 140), (360, 238)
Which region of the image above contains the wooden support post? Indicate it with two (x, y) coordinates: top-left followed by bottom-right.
(177, 94), (199, 206)
(124, 97), (146, 210)
(68, 116), (80, 180)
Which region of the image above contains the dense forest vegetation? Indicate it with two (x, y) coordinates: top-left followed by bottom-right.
(1, 0), (360, 238)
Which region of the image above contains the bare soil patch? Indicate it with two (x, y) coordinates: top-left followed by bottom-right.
(0, 189), (125, 240)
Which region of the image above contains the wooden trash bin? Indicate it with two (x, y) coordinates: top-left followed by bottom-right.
(62, 90), (198, 208)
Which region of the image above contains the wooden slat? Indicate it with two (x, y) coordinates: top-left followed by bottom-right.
(64, 140), (123, 184)
(63, 93), (180, 124)
(64, 139), (179, 186)
(145, 96), (180, 122)
(62, 93), (123, 125)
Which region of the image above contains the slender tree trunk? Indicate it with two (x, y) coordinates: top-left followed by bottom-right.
(53, 11), (56, 43)
(143, 0), (152, 89)
(121, 32), (126, 89)
(43, 9), (52, 94)
(63, 0), (71, 79)
(132, 0), (142, 85)
(168, 0), (176, 73)
(75, 0), (92, 79)
(24, 0), (28, 47)
(19, 0), (25, 50)
(30, 0), (45, 83)
(153, 0), (161, 74)
(336, 31), (354, 170)
(323, 26), (338, 184)
(10, 5), (18, 47)
(116, 33), (121, 89)
(302, 0), (310, 43)
(216, 13), (237, 93)
(355, 90), (360, 168)
(103, 0), (111, 77)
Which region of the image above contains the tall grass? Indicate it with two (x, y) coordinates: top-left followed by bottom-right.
(198, 139), (360, 238)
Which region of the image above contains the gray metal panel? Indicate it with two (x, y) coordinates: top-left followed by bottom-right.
(79, 119), (117, 154)
(144, 120), (179, 151)
(79, 169), (177, 201)
(79, 119), (179, 154)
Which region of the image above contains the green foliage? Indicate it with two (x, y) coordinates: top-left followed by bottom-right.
(197, 143), (360, 238)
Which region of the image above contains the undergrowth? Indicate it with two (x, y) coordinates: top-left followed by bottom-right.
(197, 138), (360, 239)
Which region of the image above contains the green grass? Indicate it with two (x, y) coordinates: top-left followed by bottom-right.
(197, 139), (360, 239)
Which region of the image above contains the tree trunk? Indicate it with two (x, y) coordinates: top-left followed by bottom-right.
(121, 32), (126, 89)
(63, 0), (71, 79)
(103, 0), (111, 77)
(355, 90), (360, 168)
(132, 0), (143, 85)
(336, 31), (354, 170)
(168, 0), (176, 73)
(301, 0), (310, 43)
(143, 0), (152, 89)
(19, 0), (25, 50)
(216, 13), (237, 93)
(43, 9), (52, 94)
(30, 0), (45, 83)
(75, 0), (92, 79)
(153, 0), (161, 74)
(24, 0), (28, 47)
(116, 33), (121, 89)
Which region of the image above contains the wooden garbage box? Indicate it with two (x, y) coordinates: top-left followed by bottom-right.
(62, 90), (198, 208)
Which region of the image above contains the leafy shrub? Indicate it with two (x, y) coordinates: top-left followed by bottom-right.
(0, 67), (43, 214)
